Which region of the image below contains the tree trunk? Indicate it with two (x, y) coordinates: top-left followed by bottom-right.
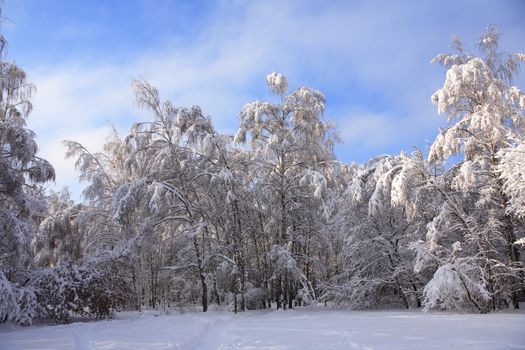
(193, 236), (208, 312)
(213, 276), (220, 306)
(411, 283), (421, 308)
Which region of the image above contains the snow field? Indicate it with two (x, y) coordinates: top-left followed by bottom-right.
(1, 308), (524, 350)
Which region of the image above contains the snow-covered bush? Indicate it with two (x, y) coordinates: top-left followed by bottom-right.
(81, 261), (131, 319)
(0, 272), (19, 323)
(423, 262), (491, 312)
(32, 263), (86, 324)
(0, 272), (37, 325)
(297, 286), (315, 306)
(243, 285), (267, 310)
(31, 259), (131, 323)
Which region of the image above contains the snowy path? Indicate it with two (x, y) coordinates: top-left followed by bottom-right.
(1, 308), (524, 350)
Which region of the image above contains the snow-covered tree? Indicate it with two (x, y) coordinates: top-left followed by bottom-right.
(421, 27), (525, 311)
(32, 188), (84, 267)
(109, 80), (226, 312)
(0, 33), (54, 324)
(498, 143), (525, 219)
(64, 129), (147, 310)
(25, 28), (523, 318)
(235, 73), (335, 308)
(325, 152), (431, 309)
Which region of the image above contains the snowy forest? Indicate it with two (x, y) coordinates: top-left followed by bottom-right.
(1, 26), (525, 326)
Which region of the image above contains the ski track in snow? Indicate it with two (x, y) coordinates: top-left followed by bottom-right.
(1, 308), (525, 350)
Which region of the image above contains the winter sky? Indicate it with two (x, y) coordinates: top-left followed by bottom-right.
(3, 0), (525, 199)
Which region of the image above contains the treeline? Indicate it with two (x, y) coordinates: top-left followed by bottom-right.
(1, 28), (524, 325)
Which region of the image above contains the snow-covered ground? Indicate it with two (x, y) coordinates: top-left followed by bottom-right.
(1, 307), (524, 350)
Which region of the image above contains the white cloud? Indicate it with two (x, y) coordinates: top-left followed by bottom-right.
(338, 110), (430, 148)
(30, 67), (135, 131)
(340, 112), (406, 149)
(36, 126), (114, 198)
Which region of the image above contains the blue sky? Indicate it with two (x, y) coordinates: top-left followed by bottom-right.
(3, 0), (525, 199)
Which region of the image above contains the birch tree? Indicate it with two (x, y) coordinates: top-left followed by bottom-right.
(235, 73), (335, 308)
(421, 27), (525, 311)
(0, 35), (54, 324)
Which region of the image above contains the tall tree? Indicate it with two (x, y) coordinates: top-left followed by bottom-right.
(420, 27), (525, 311)
(235, 73), (335, 308)
(0, 33), (55, 324)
